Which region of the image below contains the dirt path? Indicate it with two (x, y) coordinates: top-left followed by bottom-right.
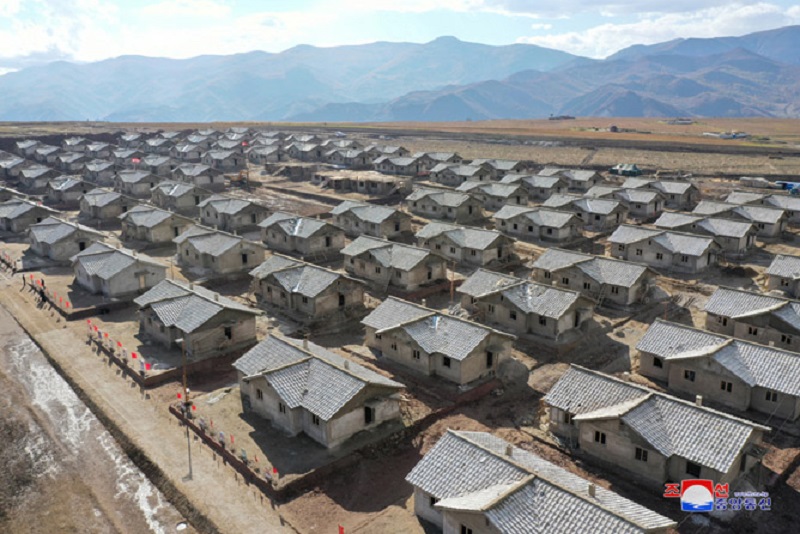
(0, 269), (296, 534)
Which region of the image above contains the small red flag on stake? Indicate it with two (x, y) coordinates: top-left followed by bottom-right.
(104, 332), (108, 338)
(117, 341), (122, 347)
(93, 325), (98, 332)
(339, 526), (344, 534)
(230, 434), (234, 444)
(191, 405), (196, 411)
(145, 363), (151, 371)
(177, 392), (182, 399)
(66, 302), (70, 308)
(131, 352), (137, 359)
(29, 274), (33, 280)
(59, 297), (63, 304)
(86, 319), (90, 324)
(272, 466), (278, 475)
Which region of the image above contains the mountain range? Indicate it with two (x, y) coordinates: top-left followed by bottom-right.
(1, 26), (799, 122)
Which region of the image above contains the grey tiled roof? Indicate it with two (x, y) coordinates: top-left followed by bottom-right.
(70, 242), (163, 280)
(406, 430), (675, 533)
(764, 194), (800, 211)
(725, 191), (766, 205)
(249, 254), (352, 297)
(544, 366), (649, 415)
(692, 200), (733, 216)
(501, 281), (584, 318)
(614, 189), (661, 204)
(174, 225), (244, 255)
(48, 176), (86, 192)
(650, 181), (695, 195)
(620, 177), (655, 189)
(530, 248), (591, 272)
(28, 216), (102, 245)
(406, 188), (473, 207)
(532, 249), (650, 288)
(330, 200), (401, 224)
(235, 334), (401, 420)
(609, 225), (715, 256)
(766, 254), (800, 279)
(361, 297), (433, 330)
(117, 170), (156, 184)
(174, 163), (213, 177)
(585, 185), (620, 198)
(119, 205), (173, 228)
(734, 204), (785, 224)
(457, 269), (518, 298)
(258, 212), (332, 239)
(401, 314), (506, 361)
(198, 195), (259, 216)
(152, 181), (197, 198)
(572, 197), (623, 215)
(695, 218), (754, 239)
(607, 225), (661, 244)
(415, 222), (506, 250)
(703, 286), (786, 318)
(0, 199), (55, 220)
(653, 211), (701, 229)
(456, 182), (523, 198)
(341, 236), (433, 271)
(541, 193), (582, 209)
(636, 319), (728, 359)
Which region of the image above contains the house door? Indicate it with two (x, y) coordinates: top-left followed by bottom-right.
(78, 241), (86, 251)
(339, 294), (345, 307)
(325, 236), (332, 247)
(138, 274), (147, 291)
(574, 313), (580, 328)
(497, 247), (502, 259)
(242, 253), (248, 264)
(364, 406), (374, 425)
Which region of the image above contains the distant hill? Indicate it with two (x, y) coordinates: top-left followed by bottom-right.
(2, 26), (800, 121)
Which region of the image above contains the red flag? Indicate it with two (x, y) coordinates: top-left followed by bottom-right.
(145, 363), (151, 371)
(272, 466), (278, 475)
(59, 297), (63, 303)
(241, 141), (248, 146)
(103, 332), (108, 338)
(93, 325), (98, 331)
(66, 302), (70, 308)
(231, 435), (234, 444)
(87, 319), (91, 324)
(131, 157), (141, 164)
(339, 527), (344, 534)
(131, 352), (137, 359)
(191, 405), (196, 411)
(53, 291), (57, 298)
(29, 274), (33, 279)
(117, 341), (122, 347)
(177, 392), (182, 399)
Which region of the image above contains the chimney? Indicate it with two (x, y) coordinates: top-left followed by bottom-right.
(214, 294), (219, 302)
(695, 395), (703, 407)
(588, 483), (596, 498)
(303, 337), (309, 350)
(505, 444), (513, 457)
(189, 283), (194, 290)
(344, 360), (350, 370)
(421, 298), (427, 308)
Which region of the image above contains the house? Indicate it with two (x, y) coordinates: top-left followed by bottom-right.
(0, 199), (59, 233)
(762, 194), (800, 225)
(363, 145), (410, 159)
(285, 143), (324, 162)
(362, 297), (514, 385)
(234, 335), (403, 449)
(247, 146), (283, 164)
(70, 242), (167, 298)
(119, 133), (142, 148)
(455, 182), (528, 211)
(373, 156), (424, 176)
(79, 189), (138, 222)
(653, 212), (756, 254)
(15, 139), (39, 157)
(249, 254), (365, 321)
(198, 195), (269, 233)
(144, 138), (173, 154)
(134, 279), (259, 361)
(114, 170), (158, 198)
(703, 286), (800, 351)
(766, 254), (800, 298)
(543, 194), (628, 232)
(500, 173), (568, 201)
(531, 248), (656, 307)
(540, 167), (603, 192)
(330, 200), (412, 239)
(0, 186), (18, 202)
(44, 176), (95, 208)
(313, 170), (410, 196)
(140, 155), (175, 176)
(174, 225), (267, 276)
(170, 143), (203, 162)
(415, 222), (514, 267)
(119, 205), (194, 244)
(406, 430), (677, 534)
(469, 158), (529, 178)
(56, 152), (89, 173)
(405, 188), (482, 224)
(0, 156), (28, 179)
(341, 236), (448, 291)
(17, 165), (61, 192)
(612, 189), (664, 220)
(83, 159), (117, 184)
(61, 137), (88, 151)
(259, 212), (345, 258)
(150, 181), (211, 215)
(458, 269), (595, 340)
(492, 205), (582, 243)
(629, 180), (699, 210)
(84, 142), (112, 159)
(608, 225), (719, 273)
(112, 149), (147, 165)
(693, 201), (787, 238)
(34, 144), (61, 164)
(638, 319), (800, 421)
(430, 164), (492, 186)
(544, 365), (769, 486)
(412, 152), (463, 170)
(27, 217), (105, 261)
(172, 163), (225, 192)
(212, 139), (246, 155)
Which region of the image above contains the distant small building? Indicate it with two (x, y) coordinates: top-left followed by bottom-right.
(766, 254), (800, 298)
(150, 181), (212, 216)
(114, 170), (159, 198)
(174, 225), (267, 276)
(258, 212), (345, 259)
(119, 205), (194, 244)
(455, 182), (528, 212)
(198, 195), (269, 233)
(608, 225), (719, 273)
(500, 173), (568, 201)
(492, 205), (582, 244)
(341, 236), (448, 291)
(27, 217), (105, 262)
(202, 150), (245, 170)
(653, 212), (756, 255)
(693, 201), (787, 238)
(134, 279), (259, 361)
(540, 167), (603, 191)
(18, 165), (61, 192)
(405, 188), (483, 224)
(330, 200), (412, 239)
(415, 222), (514, 267)
(172, 163), (225, 192)
(79, 189), (138, 222)
(249, 254), (365, 321)
(71, 242), (167, 298)
(44, 176), (94, 208)
(543, 194), (628, 232)
(362, 297), (515, 385)
(233, 334), (403, 449)
(609, 163), (642, 176)
(0, 199), (59, 233)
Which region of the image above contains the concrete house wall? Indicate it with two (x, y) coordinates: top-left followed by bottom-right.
(611, 241), (713, 273)
(409, 198), (483, 224)
(767, 274), (800, 298)
(419, 235), (510, 267)
(536, 266), (645, 307)
(496, 217), (579, 243)
(200, 205), (268, 233)
(345, 254), (447, 291)
(178, 240), (266, 275)
(31, 234), (97, 261)
(334, 212), (412, 239)
(705, 312), (799, 352)
(255, 278), (364, 319)
(261, 226), (346, 257)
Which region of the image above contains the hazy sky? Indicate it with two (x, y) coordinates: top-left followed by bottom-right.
(1, 0), (799, 73)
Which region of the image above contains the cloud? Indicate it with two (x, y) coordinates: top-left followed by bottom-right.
(518, 2), (800, 57)
(530, 23), (553, 30)
(139, 0), (231, 19)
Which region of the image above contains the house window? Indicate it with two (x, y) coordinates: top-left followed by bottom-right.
(429, 496), (438, 507)
(302, 296), (308, 304)
(594, 431), (606, 445)
(717, 316), (728, 326)
(618, 244), (625, 251)
(539, 316), (547, 326)
(412, 350), (420, 360)
(635, 447), (648, 462)
(748, 326), (759, 336)
(635, 249), (643, 256)
(546, 227), (553, 235)
(487, 304), (495, 313)
(450, 247), (456, 254)
(394, 223), (400, 231)
(375, 266), (381, 274)
(443, 356), (451, 368)
(241, 253), (248, 264)
(684, 369), (696, 382)
(561, 277), (569, 285)
(610, 286), (620, 294)
(653, 356), (663, 368)
(544, 271), (551, 279)
(364, 406), (374, 425)
(686, 461), (702, 478)
(460, 526), (473, 534)
(766, 390), (778, 402)
(256, 389), (263, 400)
(435, 244), (441, 250)
(349, 258), (355, 264)
(656, 252), (663, 260)
(375, 333), (381, 340)
(563, 412), (574, 425)
(470, 250), (477, 256)
(583, 282), (591, 290)
(486, 351), (494, 368)
(391, 342), (397, 351)
(681, 255), (689, 263)
(782, 334), (792, 344)
(721, 380), (733, 393)
(512, 223), (518, 230)
(312, 414), (320, 426)
(279, 402), (286, 414)
(509, 310), (517, 320)
(781, 278), (790, 287)
(395, 271), (402, 278)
